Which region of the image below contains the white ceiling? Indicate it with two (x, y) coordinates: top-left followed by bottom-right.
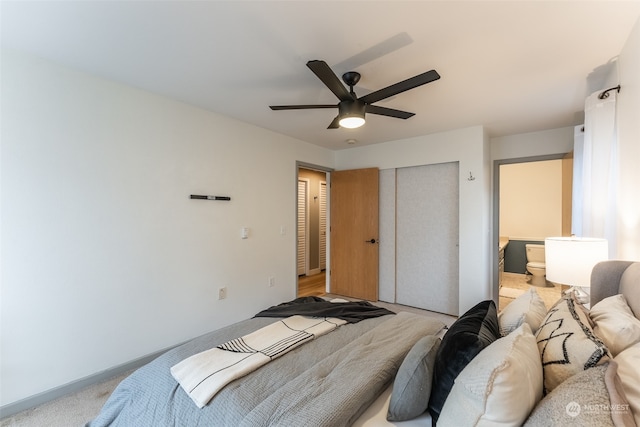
(3, 1), (640, 150)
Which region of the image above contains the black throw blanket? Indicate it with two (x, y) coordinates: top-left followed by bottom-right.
(254, 296), (395, 323)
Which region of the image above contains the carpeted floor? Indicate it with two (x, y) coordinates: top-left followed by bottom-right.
(0, 370), (133, 427)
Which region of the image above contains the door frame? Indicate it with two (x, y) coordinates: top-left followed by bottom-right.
(296, 161), (333, 294)
(492, 153), (569, 304)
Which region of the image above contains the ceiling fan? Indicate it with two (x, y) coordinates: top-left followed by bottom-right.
(269, 60), (440, 129)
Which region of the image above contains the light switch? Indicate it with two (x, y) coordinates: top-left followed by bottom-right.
(241, 227), (249, 239)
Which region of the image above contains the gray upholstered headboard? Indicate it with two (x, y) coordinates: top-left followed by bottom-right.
(591, 260), (640, 318)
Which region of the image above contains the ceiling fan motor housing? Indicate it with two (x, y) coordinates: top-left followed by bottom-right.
(339, 99), (366, 119)
(338, 99), (366, 128)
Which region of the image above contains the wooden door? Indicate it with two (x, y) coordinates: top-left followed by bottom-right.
(330, 168), (379, 301)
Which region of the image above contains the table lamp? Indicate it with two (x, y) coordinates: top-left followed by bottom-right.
(544, 237), (608, 305)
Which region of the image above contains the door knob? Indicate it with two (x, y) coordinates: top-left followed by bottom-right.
(365, 238), (378, 244)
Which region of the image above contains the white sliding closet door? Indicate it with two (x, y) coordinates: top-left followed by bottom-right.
(396, 162), (459, 315)
(378, 169), (396, 303)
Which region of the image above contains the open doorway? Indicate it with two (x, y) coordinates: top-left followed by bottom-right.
(297, 165), (329, 297)
(493, 154), (572, 312)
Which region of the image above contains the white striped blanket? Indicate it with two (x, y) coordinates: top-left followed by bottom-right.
(171, 315), (347, 408)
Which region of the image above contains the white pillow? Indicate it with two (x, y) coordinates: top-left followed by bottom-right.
(524, 361), (635, 427)
(498, 287), (547, 336)
(590, 294), (640, 356)
(614, 342), (640, 427)
(437, 323), (543, 427)
(536, 294), (609, 394)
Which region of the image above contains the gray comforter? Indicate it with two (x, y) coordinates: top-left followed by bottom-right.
(87, 311), (444, 427)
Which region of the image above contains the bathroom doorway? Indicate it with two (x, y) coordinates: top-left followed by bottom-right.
(493, 154), (572, 312)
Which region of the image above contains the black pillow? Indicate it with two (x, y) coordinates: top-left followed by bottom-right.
(427, 300), (500, 423)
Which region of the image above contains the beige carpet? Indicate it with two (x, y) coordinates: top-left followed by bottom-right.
(0, 371), (132, 427)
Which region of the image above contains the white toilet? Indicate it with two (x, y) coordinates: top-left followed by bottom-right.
(525, 244), (549, 287)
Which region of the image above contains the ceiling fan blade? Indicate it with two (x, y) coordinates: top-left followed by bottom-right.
(307, 60), (354, 102)
(327, 115), (340, 129)
(359, 69), (440, 104)
(270, 104), (336, 110)
(365, 105), (415, 119)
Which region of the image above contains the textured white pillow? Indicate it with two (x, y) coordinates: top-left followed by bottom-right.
(590, 294), (640, 356)
(524, 361), (635, 427)
(614, 342), (640, 427)
(437, 323), (543, 427)
(536, 294), (609, 394)
(498, 287), (547, 336)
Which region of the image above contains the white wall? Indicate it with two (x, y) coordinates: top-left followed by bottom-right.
(0, 50), (334, 406)
(499, 160), (563, 240)
(616, 16), (640, 261)
(491, 127), (574, 160)
(335, 126), (492, 316)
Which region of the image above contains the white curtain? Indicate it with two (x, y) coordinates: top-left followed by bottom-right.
(572, 90), (618, 258)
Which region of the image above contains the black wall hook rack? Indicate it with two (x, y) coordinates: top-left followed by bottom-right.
(190, 195), (231, 201)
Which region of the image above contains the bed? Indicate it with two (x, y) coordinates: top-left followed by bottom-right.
(88, 261), (640, 426)
(86, 297), (446, 427)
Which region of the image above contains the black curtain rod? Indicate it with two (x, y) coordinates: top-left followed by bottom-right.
(598, 85), (621, 100)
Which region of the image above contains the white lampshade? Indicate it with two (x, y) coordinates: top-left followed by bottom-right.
(544, 237), (608, 288)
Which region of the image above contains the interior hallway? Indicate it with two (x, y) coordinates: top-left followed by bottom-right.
(297, 272), (326, 297)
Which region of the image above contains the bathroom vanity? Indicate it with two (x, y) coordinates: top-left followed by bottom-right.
(498, 237), (509, 286)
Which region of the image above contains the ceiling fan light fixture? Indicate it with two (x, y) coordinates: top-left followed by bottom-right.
(339, 116), (365, 129)
(338, 101), (366, 129)
(269, 60), (439, 130)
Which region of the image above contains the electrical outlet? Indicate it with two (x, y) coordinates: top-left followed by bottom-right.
(218, 287), (227, 300)
(268, 277), (275, 287)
